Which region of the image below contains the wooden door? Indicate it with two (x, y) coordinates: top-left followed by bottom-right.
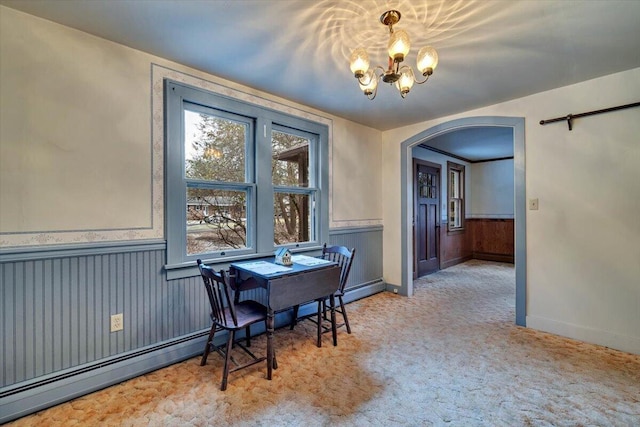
(414, 160), (440, 277)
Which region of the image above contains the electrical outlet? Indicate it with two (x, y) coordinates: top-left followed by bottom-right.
(110, 313), (123, 332)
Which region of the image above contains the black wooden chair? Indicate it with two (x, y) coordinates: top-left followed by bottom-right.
(318, 244), (355, 335)
(290, 244), (356, 344)
(197, 259), (269, 391)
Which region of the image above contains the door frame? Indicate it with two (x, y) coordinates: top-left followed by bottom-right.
(413, 158), (441, 279)
(399, 116), (526, 327)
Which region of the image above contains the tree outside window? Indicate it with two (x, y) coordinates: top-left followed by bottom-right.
(272, 129), (316, 245)
(184, 109), (250, 254)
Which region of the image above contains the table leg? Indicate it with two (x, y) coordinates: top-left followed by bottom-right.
(316, 299), (322, 347)
(330, 294), (338, 346)
(267, 309), (274, 380)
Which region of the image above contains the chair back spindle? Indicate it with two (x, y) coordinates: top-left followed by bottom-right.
(321, 244), (355, 293)
(198, 263), (238, 327)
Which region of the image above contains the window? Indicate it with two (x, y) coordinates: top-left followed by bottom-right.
(447, 161), (465, 231)
(272, 127), (317, 245)
(165, 81), (329, 272)
(184, 107), (251, 255)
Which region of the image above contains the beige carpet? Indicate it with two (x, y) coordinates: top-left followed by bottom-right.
(8, 260), (640, 426)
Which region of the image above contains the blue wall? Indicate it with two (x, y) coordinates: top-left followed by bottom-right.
(0, 226), (383, 423)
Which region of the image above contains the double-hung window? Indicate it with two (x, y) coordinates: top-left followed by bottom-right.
(447, 161), (465, 231)
(165, 81), (329, 275)
(183, 106), (253, 255)
(272, 126), (317, 245)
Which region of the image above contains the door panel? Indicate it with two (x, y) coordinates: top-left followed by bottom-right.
(414, 161), (440, 277)
(418, 205), (427, 261)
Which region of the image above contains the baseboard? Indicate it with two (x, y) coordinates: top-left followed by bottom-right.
(472, 252), (514, 263)
(441, 255), (472, 270)
(526, 315), (640, 355)
(0, 333), (206, 424)
(345, 279), (386, 302)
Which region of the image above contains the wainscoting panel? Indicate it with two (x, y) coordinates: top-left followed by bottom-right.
(438, 219), (514, 269)
(1, 226), (384, 422)
(0, 247), (209, 389)
(329, 226), (384, 291)
(468, 218), (514, 263)
(440, 228), (472, 270)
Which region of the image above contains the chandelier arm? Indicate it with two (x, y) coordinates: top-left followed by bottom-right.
(395, 65), (432, 86)
(356, 74), (371, 86)
(367, 69), (383, 100)
(413, 73), (431, 85)
(397, 64), (411, 73)
(356, 66), (386, 86)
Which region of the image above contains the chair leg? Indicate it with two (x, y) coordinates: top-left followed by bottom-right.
(200, 324), (217, 366)
(290, 305), (299, 330)
(221, 330), (235, 391)
(245, 325), (251, 347)
(338, 296), (351, 334)
(316, 299), (323, 347)
(330, 294), (338, 346)
(322, 299), (329, 321)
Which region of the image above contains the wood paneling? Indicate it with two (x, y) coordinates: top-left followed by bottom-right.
(440, 227), (472, 269)
(438, 218), (514, 269)
(468, 218), (514, 263)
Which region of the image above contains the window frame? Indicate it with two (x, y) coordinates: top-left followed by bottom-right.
(271, 124), (318, 247)
(164, 80), (329, 275)
(447, 161), (465, 233)
(183, 103), (255, 258)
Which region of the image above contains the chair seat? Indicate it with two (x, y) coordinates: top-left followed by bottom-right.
(216, 300), (267, 330)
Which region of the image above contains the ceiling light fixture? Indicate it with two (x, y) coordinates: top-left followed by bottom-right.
(349, 10), (439, 100)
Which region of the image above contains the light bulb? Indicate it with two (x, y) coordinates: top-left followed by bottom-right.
(395, 67), (414, 95)
(417, 46), (438, 76)
(349, 48), (370, 78)
(388, 29), (410, 62)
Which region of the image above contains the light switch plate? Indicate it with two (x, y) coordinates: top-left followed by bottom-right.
(528, 198), (539, 210)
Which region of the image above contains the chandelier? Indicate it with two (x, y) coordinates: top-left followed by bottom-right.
(349, 10), (439, 100)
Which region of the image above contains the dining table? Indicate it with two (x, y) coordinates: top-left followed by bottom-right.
(229, 254), (341, 380)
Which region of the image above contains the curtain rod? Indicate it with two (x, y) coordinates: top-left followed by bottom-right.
(539, 101), (640, 131)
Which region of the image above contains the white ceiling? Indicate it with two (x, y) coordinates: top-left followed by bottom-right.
(2, 0), (640, 158)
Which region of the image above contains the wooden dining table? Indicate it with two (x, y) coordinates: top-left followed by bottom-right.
(229, 255), (341, 380)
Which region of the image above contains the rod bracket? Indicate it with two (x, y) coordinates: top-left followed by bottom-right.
(566, 114), (573, 131)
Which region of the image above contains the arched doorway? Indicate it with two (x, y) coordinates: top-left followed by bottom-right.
(399, 116), (526, 326)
